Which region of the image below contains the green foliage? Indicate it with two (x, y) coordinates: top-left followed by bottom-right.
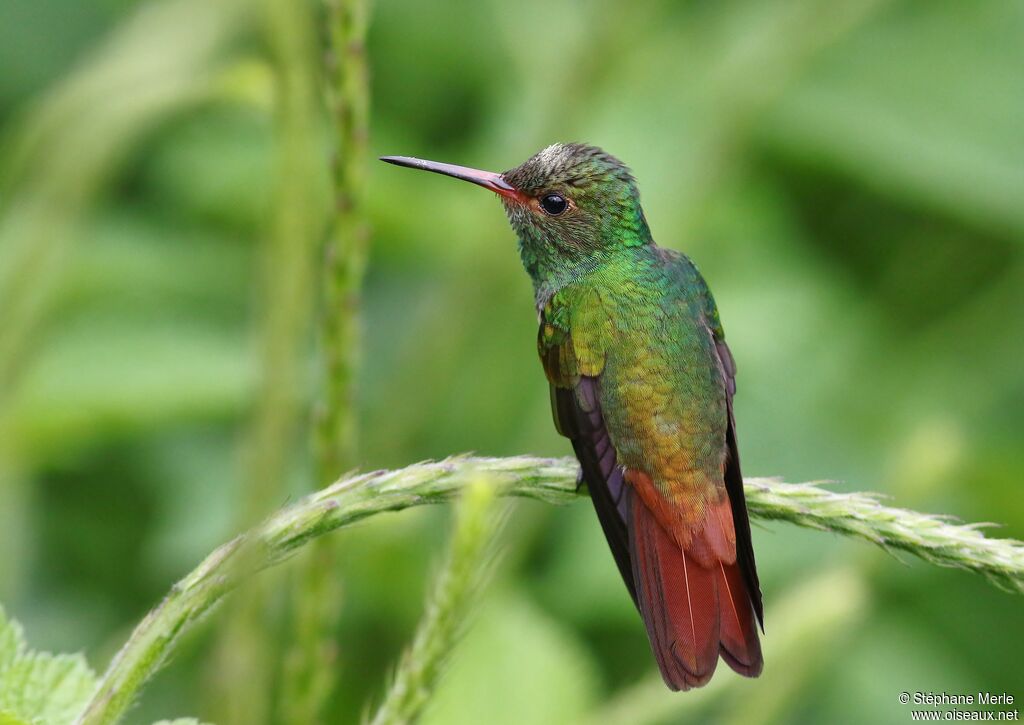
(1, 0), (1022, 722)
(370, 478), (507, 725)
(0, 606), (94, 725)
(73, 458), (1023, 723)
(422, 591), (600, 725)
(0, 607), (215, 725)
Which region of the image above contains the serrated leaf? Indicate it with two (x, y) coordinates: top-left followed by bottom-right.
(0, 606), (97, 725)
(0, 653), (96, 725)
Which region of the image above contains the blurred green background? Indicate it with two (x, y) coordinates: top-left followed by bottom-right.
(1, 0), (1022, 722)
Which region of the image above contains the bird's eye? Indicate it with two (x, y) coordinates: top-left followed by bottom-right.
(539, 193), (569, 216)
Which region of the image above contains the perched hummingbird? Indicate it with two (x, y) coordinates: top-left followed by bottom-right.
(381, 144), (763, 690)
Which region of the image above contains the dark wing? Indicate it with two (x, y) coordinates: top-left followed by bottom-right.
(550, 379), (637, 606)
(539, 308), (635, 606)
(713, 334), (764, 627)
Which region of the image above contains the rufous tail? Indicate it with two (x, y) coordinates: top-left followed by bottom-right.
(627, 487), (763, 690)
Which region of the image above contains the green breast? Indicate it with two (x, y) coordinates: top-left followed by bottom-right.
(543, 246), (729, 517)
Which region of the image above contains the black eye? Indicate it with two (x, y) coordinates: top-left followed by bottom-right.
(540, 193), (568, 216)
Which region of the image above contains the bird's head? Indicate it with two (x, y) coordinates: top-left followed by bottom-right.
(382, 143), (652, 301)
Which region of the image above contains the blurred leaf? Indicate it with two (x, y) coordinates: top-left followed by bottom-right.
(422, 589), (599, 725)
(142, 108), (276, 233)
(763, 0), (1024, 237)
(57, 212), (252, 324)
(537, 505), (636, 628)
(8, 321), (253, 461)
(0, 0), (115, 108)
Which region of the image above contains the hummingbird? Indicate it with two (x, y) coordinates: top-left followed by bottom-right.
(381, 143), (763, 690)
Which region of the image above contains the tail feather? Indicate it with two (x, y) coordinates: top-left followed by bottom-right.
(627, 486), (763, 690)
(629, 489), (719, 689)
(717, 559), (763, 676)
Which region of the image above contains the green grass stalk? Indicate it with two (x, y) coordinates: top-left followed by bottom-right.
(206, 0), (321, 720)
(76, 455), (1024, 724)
(280, 0), (373, 721)
(367, 478), (507, 725)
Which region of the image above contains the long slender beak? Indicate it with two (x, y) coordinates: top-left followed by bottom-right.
(380, 155), (526, 202)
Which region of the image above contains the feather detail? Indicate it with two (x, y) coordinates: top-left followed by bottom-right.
(551, 379), (637, 605)
(627, 469), (763, 688)
(536, 247), (765, 689)
(627, 485), (720, 690)
(716, 558), (764, 676)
